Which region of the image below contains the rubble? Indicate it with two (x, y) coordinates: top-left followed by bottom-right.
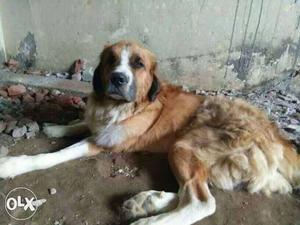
(4, 59), (19, 72)
(49, 188), (57, 195)
(53, 217), (66, 225)
(71, 72), (82, 81)
(5, 120), (17, 133)
(27, 121), (40, 132)
(0, 134), (15, 147)
(2, 57), (94, 83)
(0, 83), (86, 144)
(26, 131), (36, 139)
(0, 89), (8, 97)
(82, 67), (94, 82)
(7, 84), (26, 96)
(0, 146), (8, 157)
(110, 165), (139, 178)
(12, 126), (27, 138)
(0, 121), (6, 133)
(32, 198), (47, 207)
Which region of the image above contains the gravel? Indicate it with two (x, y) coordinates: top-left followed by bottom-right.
(49, 188), (57, 195)
(12, 126), (27, 138)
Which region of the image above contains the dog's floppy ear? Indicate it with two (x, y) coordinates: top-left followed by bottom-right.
(148, 75), (160, 102)
(148, 60), (160, 101)
(92, 63), (103, 95)
(92, 44), (111, 96)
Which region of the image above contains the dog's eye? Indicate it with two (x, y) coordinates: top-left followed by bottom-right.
(132, 57), (144, 69)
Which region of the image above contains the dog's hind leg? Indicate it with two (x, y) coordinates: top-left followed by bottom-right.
(128, 146), (216, 225)
(0, 138), (99, 179)
(43, 121), (89, 138)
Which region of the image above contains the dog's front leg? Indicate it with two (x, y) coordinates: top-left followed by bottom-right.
(0, 138), (101, 179)
(95, 103), (161, 148)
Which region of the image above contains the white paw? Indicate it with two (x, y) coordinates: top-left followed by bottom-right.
(122, 191), (178, 222)
(43, 124), (67, 138)
(95, 125), (126, 148)
(0, 156), (30, 179)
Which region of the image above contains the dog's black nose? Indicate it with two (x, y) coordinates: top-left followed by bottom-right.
(111, 72), (128, 86)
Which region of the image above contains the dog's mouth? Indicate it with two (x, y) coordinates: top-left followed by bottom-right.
(108, 92), (125, 100)
(106, 86), (128, 101)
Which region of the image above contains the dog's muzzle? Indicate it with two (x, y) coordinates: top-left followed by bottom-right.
(107, 72), (136, 102)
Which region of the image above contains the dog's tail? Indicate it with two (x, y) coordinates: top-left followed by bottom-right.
(279, 142), (300, 189)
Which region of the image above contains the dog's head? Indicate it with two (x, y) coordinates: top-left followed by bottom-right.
(93, 41), (160, 103)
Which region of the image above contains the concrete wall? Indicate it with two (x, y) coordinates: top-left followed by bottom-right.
(0, 0), (300, 90)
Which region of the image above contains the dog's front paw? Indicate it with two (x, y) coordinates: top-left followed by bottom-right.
(43, 123), (67, 138)
(122, 191), (178, 222)
(95, 125), (126, 148)
(0, 156), (27, 179)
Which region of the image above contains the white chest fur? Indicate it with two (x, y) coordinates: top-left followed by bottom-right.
(85, 94), (135, 147)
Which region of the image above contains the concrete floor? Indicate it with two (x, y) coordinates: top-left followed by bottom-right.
(0, 136), (300, 225)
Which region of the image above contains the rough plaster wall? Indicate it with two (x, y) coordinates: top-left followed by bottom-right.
(0, 9), (6, 64)
(0, 0), (300, 90)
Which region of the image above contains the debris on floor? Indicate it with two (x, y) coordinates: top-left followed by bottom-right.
(111, 165), (139, 178)
(48, 188), (57, 195)
(0, 84), (86, 149)
(32, 198), (47, 208)
(0, 146), (8, 157)
(2, 57), (94, 82)
(53, 217), (66, 225)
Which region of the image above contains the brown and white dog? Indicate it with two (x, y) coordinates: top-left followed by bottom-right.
(0, 41), (299, 225)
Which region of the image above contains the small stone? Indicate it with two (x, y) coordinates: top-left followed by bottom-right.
(56, 72), (69, 79)
(51, 89), (61, 96)
(195, 89), (202, 95)
(82, 67), (94, 82)
(69, 59), (86, 74)
(11, 97), (21, 104)
(57, 95), (74, 106)
(27, 121), (39, 132)
(182, 85), (189, 92)
(77, 101), (86, 109)
(0, 146), (8, 157)
(18, 118), (33, 126)
(26, 131), (36, 139)
(22, 94), (35, 103)
(5, 120), (17, 133)
(2, 114), (14, 122)
(35, 92), (44, 103)
(12, 126), (27, 138)
(48, 188), (57, 195)
(0, 89), (8, 97)
(53, 217), (66, 225)
(71, 72), (82, 81)
(286, 124), (300, 132)
(72, 96), (82, 104)
(41, 89), (49, 96)
(6, 58), (19, 67)
(32, 199), (47, 207)
(7, 85), (26, 96)
(0, 133), (15, 147)
(0, 121), (7, 133)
